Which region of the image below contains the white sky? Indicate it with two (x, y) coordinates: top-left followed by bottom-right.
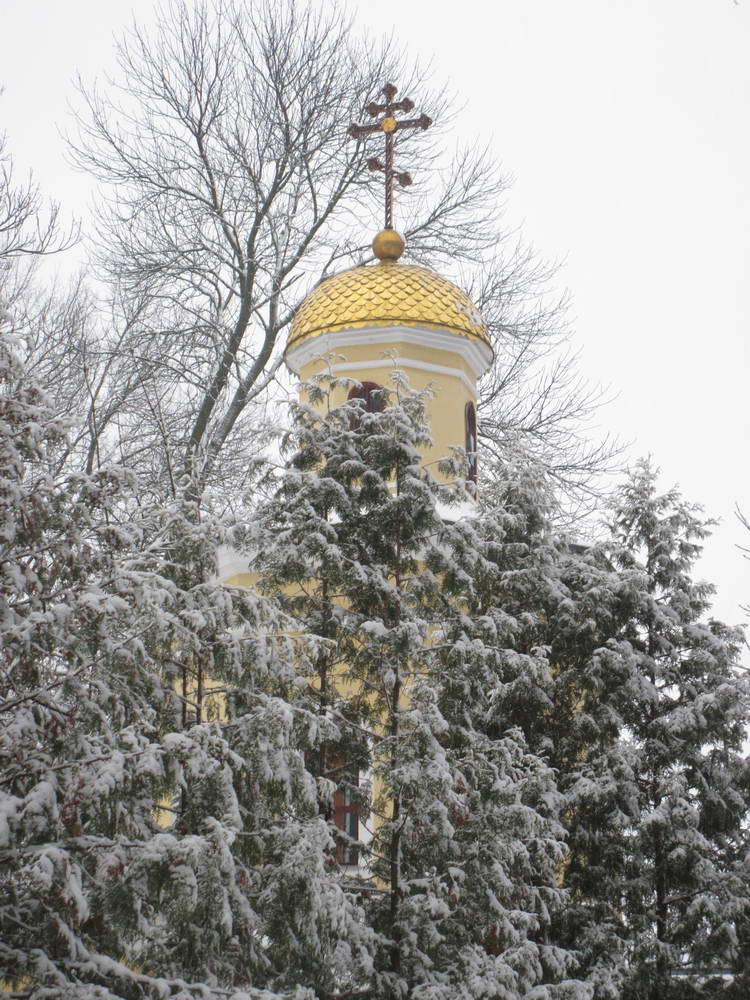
(1, 0), (748, 628)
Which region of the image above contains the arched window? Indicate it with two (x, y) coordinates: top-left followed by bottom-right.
(465, 401), (478, 485)
(347, 381), (385, 414)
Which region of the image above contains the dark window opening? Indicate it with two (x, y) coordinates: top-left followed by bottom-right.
(347, 381), (386, 414)
(307, 751), (360, 866)
(332, 764), (359, 866)
(465, 401), (478, 485)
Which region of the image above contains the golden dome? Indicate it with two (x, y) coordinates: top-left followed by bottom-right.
(288, 258), (490, 351)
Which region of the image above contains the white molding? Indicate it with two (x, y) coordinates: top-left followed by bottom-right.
(214, 546), (252, 583)
(285, 325), (493, 380)
(328, 358), (477, 396)
(436, 498), (478, 522)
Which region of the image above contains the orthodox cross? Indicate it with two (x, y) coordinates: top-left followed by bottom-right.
(348, 83), (432, 230)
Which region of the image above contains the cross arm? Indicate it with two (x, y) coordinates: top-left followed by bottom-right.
(348, 122), (383, 138)
(365, 97), (415, 117)
(394, 114), (433, 132)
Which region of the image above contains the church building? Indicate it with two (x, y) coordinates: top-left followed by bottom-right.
(220, 83), (493, 861)
(223, 82), (492, 569)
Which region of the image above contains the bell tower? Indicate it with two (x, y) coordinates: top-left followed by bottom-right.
(285, 83), (492, 487)
(285, 83), (493, 482)
(285, 232), (492, 485)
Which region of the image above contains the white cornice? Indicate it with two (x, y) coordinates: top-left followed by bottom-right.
(214, 545), (252, 583)
(328, 358), (476, 396)
(285, 325), (493, 380)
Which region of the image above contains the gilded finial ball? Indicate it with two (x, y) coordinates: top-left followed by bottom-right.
(372, 228), (405, 262)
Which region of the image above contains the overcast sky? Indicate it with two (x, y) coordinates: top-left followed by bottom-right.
(1, 0), (748, 628)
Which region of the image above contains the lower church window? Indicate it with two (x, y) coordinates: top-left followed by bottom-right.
(307, 751), (360, 866)
(332, 766), (359, 866)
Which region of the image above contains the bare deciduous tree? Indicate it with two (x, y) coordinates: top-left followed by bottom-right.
(68, 0), (496, 493)
(473, 244), (620, 520)
(19, 279), (159, 476)
(0, 116), (79, 337)
(0, 135), (78, 264)
(66, 0), (618, 511)
(0, 130), (152, 478)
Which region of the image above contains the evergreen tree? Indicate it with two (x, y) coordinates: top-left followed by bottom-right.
(437, 461), (637, 998)
(445, 458), (750, 999)
(253, 373), (590, 1000)
(9, 300), (746, 1000)
(546, 461), (750, 999)
(0, 320), (360, 998)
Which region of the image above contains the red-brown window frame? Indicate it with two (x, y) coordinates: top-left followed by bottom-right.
(332, 763), (359, 866)
(306, 751), (360, 866)
(465, 401), (478, 484)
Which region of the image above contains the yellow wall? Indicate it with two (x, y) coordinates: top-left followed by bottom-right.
(298, 338), (476, 486)
(218, 331), (480, 863)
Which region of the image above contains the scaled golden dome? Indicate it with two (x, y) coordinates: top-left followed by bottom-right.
(288, 249), (490, 351)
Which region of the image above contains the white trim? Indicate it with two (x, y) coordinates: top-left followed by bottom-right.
(285, 325), (493, 379)
(214, 546), (252, 583)
(328, 358), (476, 396)
(436, 498), (478, 522)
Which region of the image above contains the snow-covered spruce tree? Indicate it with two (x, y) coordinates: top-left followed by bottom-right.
(0, 322), (367, 998)
(607, 461), (750, 998)
(433, 457), (750, 999)
(538, 461), (750, 999)
(252, 372), (590, 1000)
(432, 460), (638, 998)
(455, 463), (640, 997)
